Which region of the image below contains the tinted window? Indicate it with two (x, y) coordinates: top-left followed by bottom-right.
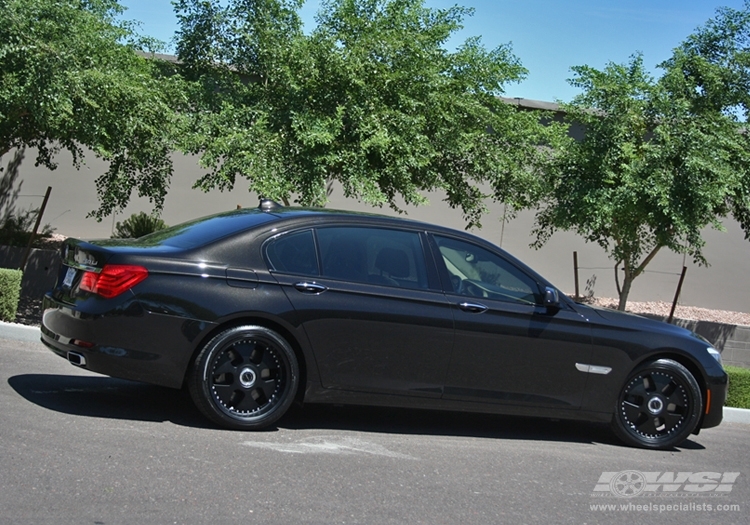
(317, 227), (428, 289)
(434, 235), (541, 305)
(266, 230), (319, 276)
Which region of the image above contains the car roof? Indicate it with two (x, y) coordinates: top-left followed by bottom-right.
(94, 203), (441, 251)
(265, 205), (441, 230)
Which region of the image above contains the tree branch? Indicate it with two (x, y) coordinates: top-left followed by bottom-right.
(633, 244), (663, 278)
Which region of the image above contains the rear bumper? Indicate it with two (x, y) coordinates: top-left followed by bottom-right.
(41, 293), (215, 389)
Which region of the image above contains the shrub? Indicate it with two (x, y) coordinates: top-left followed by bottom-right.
(0, 268), (22, 322)
(0, 208), (54, 247)
(725, 365), (750, 410)
(112, 212), (168, 239)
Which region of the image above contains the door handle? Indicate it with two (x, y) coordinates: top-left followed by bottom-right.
(458, 302), (488, 313)
(294, 282), (328, 294)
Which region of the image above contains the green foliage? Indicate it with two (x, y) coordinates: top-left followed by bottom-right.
(0, 208), (55, 247)
(659, 0), (750, 237)
(0, 268), (22, 322)
(725, 365), (750, 409)
(0, 0), (188, 220)
(112, 212), (168, 238)
(174, 0), (565, 226)
(533, 14), (750, 310)
(660, 0), (750, 119)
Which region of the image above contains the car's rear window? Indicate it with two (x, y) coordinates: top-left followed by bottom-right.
(105, 209), (280, 249)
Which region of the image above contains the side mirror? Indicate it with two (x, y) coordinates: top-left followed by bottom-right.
(543, 286), (561, 312)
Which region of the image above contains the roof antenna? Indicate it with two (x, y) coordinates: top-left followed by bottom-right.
(259, 197), (282, 212)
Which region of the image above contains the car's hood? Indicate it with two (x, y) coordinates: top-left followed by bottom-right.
(574, 302), (698, 339)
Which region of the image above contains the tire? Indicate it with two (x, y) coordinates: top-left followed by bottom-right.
(188, 325), (299, 430)
(612, 358), (702, 449)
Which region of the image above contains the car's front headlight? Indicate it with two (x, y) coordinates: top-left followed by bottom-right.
(707, 347), (723, 367)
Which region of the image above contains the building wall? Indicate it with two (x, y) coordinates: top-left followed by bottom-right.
(2, 145), (749, 313)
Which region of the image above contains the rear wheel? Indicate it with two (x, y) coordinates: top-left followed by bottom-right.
(612, 359), (702, 449)
(188, 325), (299, 430)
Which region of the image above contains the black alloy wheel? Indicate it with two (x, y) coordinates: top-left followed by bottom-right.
(189, 325), (299, 430)
(612, 358), (702, 449)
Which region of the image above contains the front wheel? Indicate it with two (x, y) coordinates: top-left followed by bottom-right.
(188, 325), (299, 430)
(612, 359), (702, 449)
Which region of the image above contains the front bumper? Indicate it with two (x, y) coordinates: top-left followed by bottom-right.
(701, 368), (728, 429)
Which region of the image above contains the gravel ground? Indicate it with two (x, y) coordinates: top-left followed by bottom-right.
(14, 294), (44, 327)
(580, 296), (750, 326)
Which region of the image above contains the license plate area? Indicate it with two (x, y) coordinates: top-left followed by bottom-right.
(62, 266), (77, 289)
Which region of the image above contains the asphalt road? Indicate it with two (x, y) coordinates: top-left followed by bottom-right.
(1, 333), (748, 525)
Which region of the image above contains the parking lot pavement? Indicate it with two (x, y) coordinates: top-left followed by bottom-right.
(1, 331), (749, 524)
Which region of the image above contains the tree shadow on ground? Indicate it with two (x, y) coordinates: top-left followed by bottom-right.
(0, 149), (25, 222)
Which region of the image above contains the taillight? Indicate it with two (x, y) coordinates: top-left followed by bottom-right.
(79, 264), (148, 298)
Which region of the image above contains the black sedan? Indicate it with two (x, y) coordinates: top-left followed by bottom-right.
(40, 199), (727, 449)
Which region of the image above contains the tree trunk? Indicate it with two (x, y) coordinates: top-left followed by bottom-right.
(614, 245), (662, 312)
(617, 275), (633, 311)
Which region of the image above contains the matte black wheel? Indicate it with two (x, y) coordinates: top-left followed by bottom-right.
(612, 359), (702, 449)
(188, 325), (299, 430)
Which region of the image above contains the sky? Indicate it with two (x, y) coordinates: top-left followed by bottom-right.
(118, 0), (747, 103)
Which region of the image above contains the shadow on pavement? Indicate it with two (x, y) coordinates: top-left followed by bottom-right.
(281, 403), (620, 446)
(8, 373), (211, 429)
(8, 373), (705, 451)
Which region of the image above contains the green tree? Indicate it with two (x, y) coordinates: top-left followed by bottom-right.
(0, 0), (186, 220)
(533, 51), (750, 311)
(660, 0), (750, 236)
(174, 0), (564, 226)
(661, 0), (750, 118)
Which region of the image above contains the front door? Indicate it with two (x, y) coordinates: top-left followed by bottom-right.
(432, 234), (593, 409)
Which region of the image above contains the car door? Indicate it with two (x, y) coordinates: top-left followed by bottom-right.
(430, 234), (594, 409)
(266, 226), (454, 398)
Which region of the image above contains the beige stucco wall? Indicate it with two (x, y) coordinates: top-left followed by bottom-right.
(3, 147), (749, 313)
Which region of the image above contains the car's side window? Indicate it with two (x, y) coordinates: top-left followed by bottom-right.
(434, 235), (541, 305)
(317, 227), (428, 289)
(265, 230), (319, 276)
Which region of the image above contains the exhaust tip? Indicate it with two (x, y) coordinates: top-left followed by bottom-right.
(67, 351), (87, 367)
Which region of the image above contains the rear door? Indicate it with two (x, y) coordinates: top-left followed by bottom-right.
(267, 226), (454, 398)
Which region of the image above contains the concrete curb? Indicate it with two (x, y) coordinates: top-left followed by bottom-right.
(0, 321), (40, 343)
(723, 407), (750, 425)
